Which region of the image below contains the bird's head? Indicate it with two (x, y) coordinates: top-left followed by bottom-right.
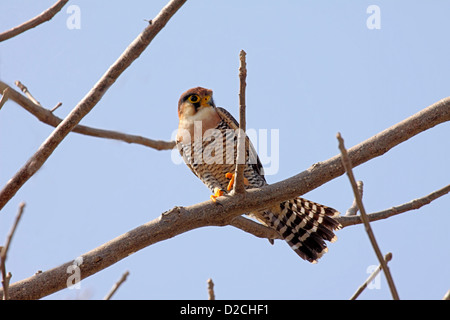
(178, 87), (216, 119)
(177, 87), (221, 144)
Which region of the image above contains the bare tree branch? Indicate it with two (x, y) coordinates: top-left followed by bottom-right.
(0, 81), (175, 151)
(337, 184), (450, 228)
(350, 252), (393, 300)
(0, 88), (10, 111)
(230, 216), (280, 240)
(345, 180), (363, 216)
(0, 0), (69, 42)
(50, 102), (63, 113)
(0, 0), (186, 212)
(232, 184), (450, 239)
(1, 97), (448, 300)
(233, 49), (248, 194)
(103, 270), (129, 300)
(15, 81), (42, 106)
(207, 278), (215, 300)
(243, 97), (450, 210)
(1, 202), (26, 300)
(337, 132), (399, 300)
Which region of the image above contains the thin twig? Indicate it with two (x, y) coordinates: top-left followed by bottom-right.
(15, 81), (41, 106)
(337, 184), (450, 227)
(0, 0), (187, 212)
(337, 132), (399, 300)
(350, 252), (393, 300)
(1, 202), (26, 300)
(233, 50), (248, 194)
(0, 88), (10, 111)
(0, 81), (175, 151)
(0, 0), (69, 42)
(103, 270), (130, 300)
(50, 102), (63, 113)
(345, 180), (364, 216)
(230, 216), (280, 240)
(207, 278), (215, 300)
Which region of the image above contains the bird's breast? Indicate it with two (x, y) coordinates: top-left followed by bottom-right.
(177, 107), (221, 144)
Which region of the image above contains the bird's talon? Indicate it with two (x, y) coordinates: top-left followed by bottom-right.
(225, 172), (235, 191)
(210, 187), (224, 203)
(225, 172), (249, 190)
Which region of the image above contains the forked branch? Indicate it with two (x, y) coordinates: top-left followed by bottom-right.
(337, 133), (399, 300)
(0, 81), (175, 151)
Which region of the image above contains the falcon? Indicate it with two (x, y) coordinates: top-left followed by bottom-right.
(176, 87), (341, 263)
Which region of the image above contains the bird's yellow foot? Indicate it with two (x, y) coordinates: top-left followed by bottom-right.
(210, 187), (224, 202)
(225, 172), (235, 191)
(225, 172), (249, 191)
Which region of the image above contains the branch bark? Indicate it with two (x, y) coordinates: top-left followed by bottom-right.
(345, 180), (363, 216)
(350, 252), (393, 300)
(0, 81), (176, 151)
(0, 0), (186, 212)
(1, 96), (448, 300)
(230, 216), (280, 240)
(0, 0), (69, 42)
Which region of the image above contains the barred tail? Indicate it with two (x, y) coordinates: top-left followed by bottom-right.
(265, 197), (341, 263)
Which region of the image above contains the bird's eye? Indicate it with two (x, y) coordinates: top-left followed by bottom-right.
(188, 95), (200, 103)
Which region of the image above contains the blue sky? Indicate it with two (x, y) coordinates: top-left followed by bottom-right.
(0, 1), (449, 300)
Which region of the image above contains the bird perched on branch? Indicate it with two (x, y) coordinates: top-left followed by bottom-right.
(176, 87), (341, 263)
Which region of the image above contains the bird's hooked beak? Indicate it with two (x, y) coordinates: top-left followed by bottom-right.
(199, 94), (214, 109)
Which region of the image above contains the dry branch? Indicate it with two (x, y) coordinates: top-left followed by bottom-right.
(1, 202), (26, 300)
(0, 88), (10, 111)
(232, 184), (450, 238)
(345, 180), (363, 216)
(50, 102), (63, 113)
(230, 216), (280, 240)
(0, 81), (176, 151)
(0, 0), (186, 212)
(207, 278), (215, 300)
(15, 81), (41, 106)
(233, 50), (248, 194)
(103, 270), (130, 300)
(337, 184), (450, 227)
(337, 133), (399, 300)
(350, 252), (393, 300)
(0, 0), (69, 42)
(1, 97), (448, 300)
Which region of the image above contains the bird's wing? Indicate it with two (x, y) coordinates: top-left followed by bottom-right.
(177, 141), (201, 179)
(215, 107), (264, 177)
